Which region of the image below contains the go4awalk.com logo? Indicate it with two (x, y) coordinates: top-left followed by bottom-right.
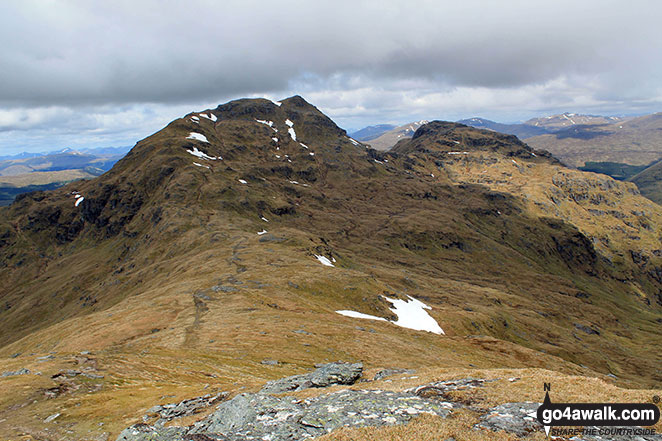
(533, 383), (660, 438)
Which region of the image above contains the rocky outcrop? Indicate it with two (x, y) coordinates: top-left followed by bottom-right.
(260, 361), (363, 394)
(115, 363), (659, 441)
(116, 362), (456, 441)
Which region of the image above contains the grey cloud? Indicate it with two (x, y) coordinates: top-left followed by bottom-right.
(2, 0), (661, 107)
(1, 0), (661, 152)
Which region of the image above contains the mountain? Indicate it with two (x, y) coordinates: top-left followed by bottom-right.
(524, 112), (629, 131)
(364, 120), (429, 150)
(1, 97), (661, 439)
(456, 117), (549, 139)
(349, 124), (397, 141)
(0, 147), (130, 206)
(524, 113), (662, 167)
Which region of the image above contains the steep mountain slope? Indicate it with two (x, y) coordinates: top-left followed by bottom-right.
(363, 120), (429, 150)
(1, 98), (661, 440)
(525, 113), (662, 167)
(629, 158), (662, 204)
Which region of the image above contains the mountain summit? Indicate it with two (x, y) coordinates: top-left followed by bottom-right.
(1, 96), (661, 439)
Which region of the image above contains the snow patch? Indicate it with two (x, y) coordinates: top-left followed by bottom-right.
(336, 295), (444, 335)
(187, 146), (219, 160)
(309, 152), (315, 156)
(193, 162), (210, 169)
(256, 119), (273, 127)
(348, 138), (360, 146)
(191, 116), (199, 122)
(299, 143), (308, 149)
(383, 296), (445, 334)
(314, 255), (335, 267)
(187, 132), (209, 143)
(238, 179), (248, 184)
(261, 217), (269, 222)
(336, 310), (387, 321)
(200, 113), (217, 122)
(285, 119), (296, 141)
(75, 197), (84, 207)
(447, 151), (469, 155)
(257, 230), (268, 235)
(272, 137), (278, 142)
(271, 100), (282, 107)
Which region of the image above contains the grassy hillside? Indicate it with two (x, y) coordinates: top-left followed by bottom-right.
(1, 99), (661, 440)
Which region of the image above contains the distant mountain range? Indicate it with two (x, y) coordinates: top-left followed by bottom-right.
(0, 145), (131, 205)
(354, 112), (662, 176)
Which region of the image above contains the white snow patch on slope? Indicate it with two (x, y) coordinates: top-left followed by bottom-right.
(256, 119), (273, 127)
(200, 113), (217, 122)
(448, 151), (469, 155)
(193, 162), (210, 169)
(191, 116), (199, 122)
(75, 197), (84, 207)
(187, 132), (209, 143)
(272, 100), (282, 107)
(383, 296), (445, 334)
(272, 137), (278, 142)
(348, 138), (360, 146)
(285, 119), (296, 141)
(337, 295), (444, 335)
(336, 310), (387, 321)
(299, 143), (308, 149)
(187, 147), (219, 160)
(257, 230), (267, 235)
(314, 255), (335, 267)
(261, 217), (269, 222)
(238, 179), (247, 184)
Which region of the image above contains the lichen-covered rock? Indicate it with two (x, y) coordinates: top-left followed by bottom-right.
(187, 389), (452, 441)
(260, 361), (363, 394)
(475, 402), (541, 437)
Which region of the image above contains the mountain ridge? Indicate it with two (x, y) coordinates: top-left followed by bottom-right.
(1, 95), (661, 439)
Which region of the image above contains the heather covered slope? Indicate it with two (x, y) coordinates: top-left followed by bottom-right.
(0, 97), (661, 439)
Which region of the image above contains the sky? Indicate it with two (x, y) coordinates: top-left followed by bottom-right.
(1, 0), (661, 154)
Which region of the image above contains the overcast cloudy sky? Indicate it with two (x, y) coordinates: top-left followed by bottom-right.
(1, 0), (661, 154)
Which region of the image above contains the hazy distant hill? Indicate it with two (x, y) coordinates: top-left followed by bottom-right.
(363, 120), (429, 150)
(0, 146), (130, 205)
(349, 124), (396, 141)
(525, 113), (662, 167)
(456, 117), (549, 138)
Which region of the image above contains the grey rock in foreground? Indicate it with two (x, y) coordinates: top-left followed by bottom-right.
(260, 361), (363, 394)
(475, 402), (541, 437)
(116, 362), (457, 441)
(143, 393), (226, 425)
(476, 403), (662, 440)
(188, 389), (453, 440)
